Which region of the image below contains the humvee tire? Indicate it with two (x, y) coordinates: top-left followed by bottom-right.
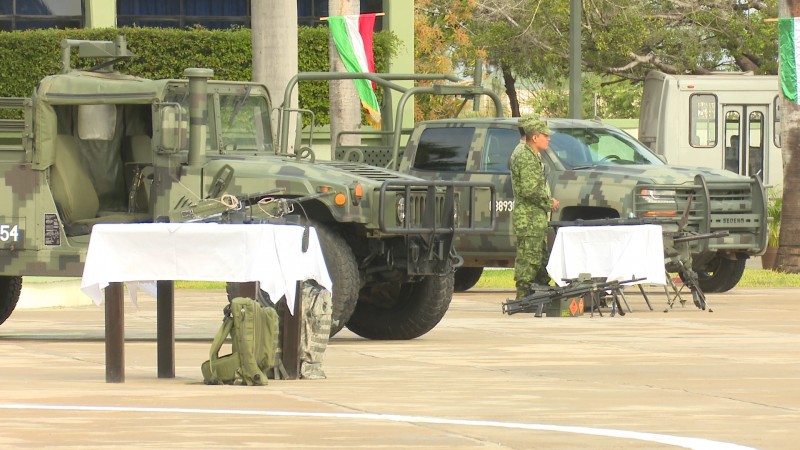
(313, 223), (360, 336)
(453, 267), (484, 292)
(694, 257), (746, 293)
(346, 273), (454, 340)
(0, 276), (22, 326)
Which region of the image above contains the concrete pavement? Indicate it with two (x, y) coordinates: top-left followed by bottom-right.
(0, 286), (798, 449)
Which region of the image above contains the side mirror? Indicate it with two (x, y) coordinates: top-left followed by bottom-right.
(158, 104), (188, 153)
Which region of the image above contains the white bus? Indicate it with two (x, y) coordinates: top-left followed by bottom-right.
(638, 70), (781, 187)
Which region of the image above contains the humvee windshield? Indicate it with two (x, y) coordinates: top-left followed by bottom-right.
(165, 85), (272, 154)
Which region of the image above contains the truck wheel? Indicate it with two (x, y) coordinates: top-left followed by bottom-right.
(0, 276), (22, 326)
(453, 267), (483, 292)
(313, 223), (360, 337)
(345, 272), (454, 340)
(694, 257), (746, 293)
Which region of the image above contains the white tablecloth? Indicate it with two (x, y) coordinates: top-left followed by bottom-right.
(546, 225), (666, 287)
(80, 223), (332, 314)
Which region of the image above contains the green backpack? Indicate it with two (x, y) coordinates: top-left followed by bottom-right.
(202, 297), (279, 386)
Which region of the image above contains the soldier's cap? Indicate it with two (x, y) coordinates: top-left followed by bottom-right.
(519, 115), (554, 136)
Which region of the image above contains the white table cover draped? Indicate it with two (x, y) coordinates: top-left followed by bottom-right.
(80, 223), (332, 314)
(546, 224), (666, 287)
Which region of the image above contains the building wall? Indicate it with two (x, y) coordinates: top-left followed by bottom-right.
(385, 1), (415, 130)
(84, 0), (116, 28)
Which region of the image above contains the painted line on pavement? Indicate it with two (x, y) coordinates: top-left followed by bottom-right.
(0, 403), (755, 450)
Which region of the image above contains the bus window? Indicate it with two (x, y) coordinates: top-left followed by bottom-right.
(748, 111), (764, 178)
(689, 94), (717, 148)
(724, 111), (741, 173)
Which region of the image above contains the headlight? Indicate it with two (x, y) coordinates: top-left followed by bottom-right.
(396, 196), (406, 224)
(636, 188), (678, 218)
(638, 188), (676, 204)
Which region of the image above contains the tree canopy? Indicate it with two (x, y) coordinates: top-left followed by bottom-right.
(415, 0), (778, 118)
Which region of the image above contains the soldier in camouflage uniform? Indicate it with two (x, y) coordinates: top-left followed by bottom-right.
(510, 115), (559, 300)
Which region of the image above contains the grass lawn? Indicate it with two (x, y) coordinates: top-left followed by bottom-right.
(475, 268), (800, 289)
(175, 268), (800, 291)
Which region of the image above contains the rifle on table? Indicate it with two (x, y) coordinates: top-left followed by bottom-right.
(548, 217), (677, 228)
(502, 275), (645, 316)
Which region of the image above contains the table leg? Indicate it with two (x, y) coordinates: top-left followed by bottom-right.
(638, 284), (654, 311)
(105, 282), (125, 383)
(237, 281), (258, 301)
(281, 280), (303, 379)
(157, 280), (175, 378)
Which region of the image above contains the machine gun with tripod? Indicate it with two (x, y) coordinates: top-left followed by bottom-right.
(502, 275), (645, 317)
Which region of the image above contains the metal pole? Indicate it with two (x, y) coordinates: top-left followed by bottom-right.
(568, 0), (582, 119)
(281, 281), (303, 380)
(105, 282), (125, 383)
(184, 68), (213, 167)
(156, 280), (175, 378)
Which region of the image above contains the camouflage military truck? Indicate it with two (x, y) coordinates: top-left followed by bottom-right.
(0, 37), (495, 339)
(399, 117), (768, 293)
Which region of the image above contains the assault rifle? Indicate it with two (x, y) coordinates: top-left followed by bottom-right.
(502, 275), (645, 316)
(548, 218), (730, 245)
(549, 217), (675, 228)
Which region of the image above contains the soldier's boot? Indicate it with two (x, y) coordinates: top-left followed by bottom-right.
(515, 280), (532, 302)
(533, 265), (552, 286)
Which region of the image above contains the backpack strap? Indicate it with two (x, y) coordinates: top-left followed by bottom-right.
(209, 317), (233, 363)
(231, 297), (268, 386)
(201, 315), (238, 385)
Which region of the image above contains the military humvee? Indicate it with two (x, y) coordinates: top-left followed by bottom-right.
(0, 37), (495, 339)
(399, 118), (768, 293)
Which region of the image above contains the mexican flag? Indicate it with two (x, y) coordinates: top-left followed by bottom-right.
(329, 14), (381, 127)
(779, 17), (800, 104)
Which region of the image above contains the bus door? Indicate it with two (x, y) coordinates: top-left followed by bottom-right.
(722, 104), (768, 180)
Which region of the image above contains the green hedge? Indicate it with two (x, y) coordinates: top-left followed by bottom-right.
(0, 26), (397, 125)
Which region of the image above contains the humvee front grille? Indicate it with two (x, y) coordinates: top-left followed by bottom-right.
(379, 180), (495, 235)
(634, 174), (767, 252)
(406, 191), (454, 228)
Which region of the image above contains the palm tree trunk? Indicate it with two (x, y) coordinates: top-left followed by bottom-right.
(776, 0), (800, 272)
(252, 0), (297, 153)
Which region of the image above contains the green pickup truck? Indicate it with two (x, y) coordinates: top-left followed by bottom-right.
(294, 73), (767, 295)
(397, 117), (768, 293)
